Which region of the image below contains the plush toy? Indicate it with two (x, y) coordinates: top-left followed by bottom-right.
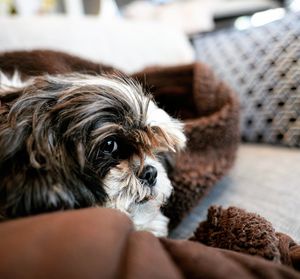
(191, 206), (300, 270)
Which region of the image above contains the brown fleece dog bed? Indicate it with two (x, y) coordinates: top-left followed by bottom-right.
(0, 50), (240, 228)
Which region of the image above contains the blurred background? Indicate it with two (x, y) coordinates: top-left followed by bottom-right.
(0, 0), (299, 33)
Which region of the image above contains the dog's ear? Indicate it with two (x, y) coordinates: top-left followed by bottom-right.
(0, 89), (77, 218)
(0, 86), (107, 219)
(146, 101), (186, 153)
(0, 88), (30, 162)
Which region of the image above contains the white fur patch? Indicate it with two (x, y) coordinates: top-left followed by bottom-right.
(147, 100), (186, 151)
(48, 74), (146, 113)
(0, 71), (30, 90)
(103, 156), (173, 237)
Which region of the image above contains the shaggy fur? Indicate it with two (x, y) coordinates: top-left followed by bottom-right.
(0, 72), (186, 236)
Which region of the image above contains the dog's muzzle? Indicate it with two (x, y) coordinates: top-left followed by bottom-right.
(138, 165), (157, 187)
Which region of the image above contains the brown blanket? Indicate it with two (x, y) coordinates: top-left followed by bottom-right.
(0, 208), (299, 279)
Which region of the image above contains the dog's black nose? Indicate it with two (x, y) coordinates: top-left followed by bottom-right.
(139, 165), (157, 187)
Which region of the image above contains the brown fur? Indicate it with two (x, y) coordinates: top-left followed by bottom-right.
(0, 73), (175, 219)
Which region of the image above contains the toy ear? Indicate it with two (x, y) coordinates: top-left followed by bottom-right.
(190, 206), (281, 263)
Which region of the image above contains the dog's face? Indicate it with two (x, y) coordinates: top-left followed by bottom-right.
(0, 73), (186, 234)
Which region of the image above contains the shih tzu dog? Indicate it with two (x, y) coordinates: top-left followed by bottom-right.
(0, 71), (186, 237)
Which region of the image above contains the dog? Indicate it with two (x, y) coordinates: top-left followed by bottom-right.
(0, 71), (186, 237)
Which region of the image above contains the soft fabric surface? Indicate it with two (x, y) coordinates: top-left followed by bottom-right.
(0, 208), (300, 279)
(194, 12), (300, 147)
(171, 144), (300, 243)
(0, 50), (240, 228)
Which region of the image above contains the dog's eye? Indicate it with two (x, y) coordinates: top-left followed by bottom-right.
(102, 139), (118, 154)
